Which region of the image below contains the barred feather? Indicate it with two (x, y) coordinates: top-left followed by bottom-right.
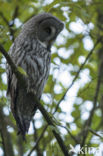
(7, 37), (50, 137)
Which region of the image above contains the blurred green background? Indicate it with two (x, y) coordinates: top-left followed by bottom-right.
(0, 0), (103, 155)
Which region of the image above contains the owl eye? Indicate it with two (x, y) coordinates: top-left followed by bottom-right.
(45, 27), (51, 35)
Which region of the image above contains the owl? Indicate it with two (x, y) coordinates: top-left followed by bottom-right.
(7, 13), (64, 138)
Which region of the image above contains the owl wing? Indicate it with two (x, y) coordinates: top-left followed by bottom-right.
(7, 42), (26, 139)
(7, 41), (26, 95)
(6, 40), (38, 138)
(7, 43), (15, 95)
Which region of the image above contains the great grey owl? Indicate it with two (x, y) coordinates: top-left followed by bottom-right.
(7, 13), (64, 138)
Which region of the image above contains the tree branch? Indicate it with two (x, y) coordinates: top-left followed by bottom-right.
(0, 44), (69, 156)
(12, 6), (19, 22)
(0, 108), (14, 156)
(36, 98), (69, 156)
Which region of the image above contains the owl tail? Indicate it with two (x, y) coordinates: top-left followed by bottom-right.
(17, 116), (31, 140)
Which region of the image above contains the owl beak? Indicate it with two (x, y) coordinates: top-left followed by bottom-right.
(58, 22), (64, 34)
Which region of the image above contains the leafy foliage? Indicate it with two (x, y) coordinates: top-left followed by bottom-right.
(0, 0), (103, 155)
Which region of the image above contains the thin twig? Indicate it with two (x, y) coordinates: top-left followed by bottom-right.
(12, 6), (19, 22)
(81, 59), (103, 146)
(9, 6), (19, 27)
(53, 39), (100, 114)
(28, 124), (48, 156)
(32, 120), (43, 156)
(57, 124), (79, 144)
(89, 128), (103, 139)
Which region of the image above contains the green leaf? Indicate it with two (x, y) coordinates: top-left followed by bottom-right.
(17, 66), (27, 76)
(43, 0), (60, 12)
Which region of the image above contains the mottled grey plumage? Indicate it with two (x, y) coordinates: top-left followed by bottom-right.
(7, 13), (64, 138)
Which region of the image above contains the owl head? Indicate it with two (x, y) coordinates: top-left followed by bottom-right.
(22, 13), (64, 50)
